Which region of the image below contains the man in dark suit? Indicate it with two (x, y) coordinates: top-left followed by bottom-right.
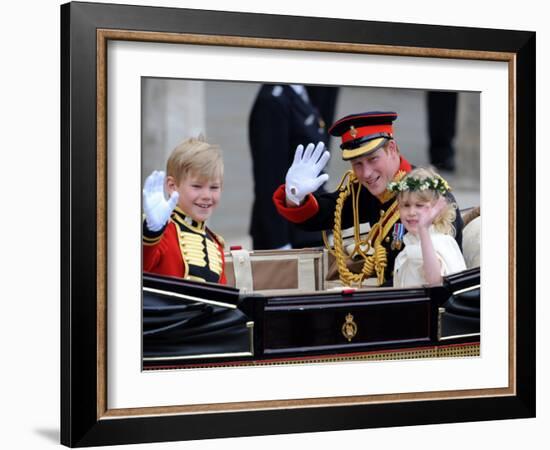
(427, 91), (458, 172)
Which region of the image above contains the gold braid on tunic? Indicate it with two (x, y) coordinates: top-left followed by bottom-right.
(322, 170), (406, 287)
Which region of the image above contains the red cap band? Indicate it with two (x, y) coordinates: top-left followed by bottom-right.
(341, 124), (393, 145)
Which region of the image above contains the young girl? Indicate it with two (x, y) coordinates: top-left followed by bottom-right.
(387, 167), (466, 288)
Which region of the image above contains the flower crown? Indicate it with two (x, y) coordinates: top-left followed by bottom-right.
(387, 175), (451, 195)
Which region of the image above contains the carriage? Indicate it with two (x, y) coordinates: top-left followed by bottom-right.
(143, 213), (480, 370)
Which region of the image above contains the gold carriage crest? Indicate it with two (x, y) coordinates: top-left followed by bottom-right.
(341, 313), (358, 342)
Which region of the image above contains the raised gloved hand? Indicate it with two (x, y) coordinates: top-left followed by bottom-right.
(285, 142), (330, 206)
(142, 170), (179, 232)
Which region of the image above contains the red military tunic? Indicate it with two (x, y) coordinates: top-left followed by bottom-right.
(143, 206), (226, 284)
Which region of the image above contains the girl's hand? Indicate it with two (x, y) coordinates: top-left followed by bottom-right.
(417, 196), (447, 285)
(417, 196), (447, 230)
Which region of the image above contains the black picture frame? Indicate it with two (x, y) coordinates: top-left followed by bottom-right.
(61, 1), (535, 447)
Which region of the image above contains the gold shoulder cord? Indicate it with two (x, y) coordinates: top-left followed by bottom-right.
(322, 170), (405, 287)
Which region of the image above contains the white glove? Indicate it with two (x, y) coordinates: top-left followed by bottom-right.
(285, 142), (330, 206)
(142, 170), (179, 232)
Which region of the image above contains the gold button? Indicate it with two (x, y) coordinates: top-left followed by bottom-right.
(380, 210), (385, 217)
(385, 237), (390, 243)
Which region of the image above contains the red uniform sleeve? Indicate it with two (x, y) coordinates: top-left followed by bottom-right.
(142, 221), (187, 278)
(142, 220), (166, 272)
(272, 184), (320, 224)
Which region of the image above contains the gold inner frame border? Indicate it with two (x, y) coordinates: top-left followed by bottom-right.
(96, 29), (517, 420)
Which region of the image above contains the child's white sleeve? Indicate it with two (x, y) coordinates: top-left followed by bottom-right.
(435, 235), (467, 276)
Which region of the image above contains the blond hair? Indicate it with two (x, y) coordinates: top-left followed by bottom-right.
(166, 136), (223, 184)
(397, 167), (457, 236)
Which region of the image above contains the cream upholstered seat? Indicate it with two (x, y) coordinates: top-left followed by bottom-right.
(462, 215), (480, 269)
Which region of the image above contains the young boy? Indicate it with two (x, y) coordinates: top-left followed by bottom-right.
(142, 137), (226, 284)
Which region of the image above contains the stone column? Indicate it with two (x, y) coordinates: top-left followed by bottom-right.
(142, 78), (206, 183)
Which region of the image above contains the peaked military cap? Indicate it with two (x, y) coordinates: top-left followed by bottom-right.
(329, 111), (398, 160)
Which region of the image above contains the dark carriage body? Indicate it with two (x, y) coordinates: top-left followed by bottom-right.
(142, 253), (480, 369)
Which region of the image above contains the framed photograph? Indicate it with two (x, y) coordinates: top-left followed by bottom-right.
(61, 1), (535, 447)
(139, 78), (482, 371)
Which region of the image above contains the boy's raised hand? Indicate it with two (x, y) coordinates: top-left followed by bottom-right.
(285, 142), (330, 206)
(142, 170), (179, 232)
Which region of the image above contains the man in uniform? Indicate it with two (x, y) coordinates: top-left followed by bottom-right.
(248, 84), (330, 250)
(273, 111), (464, 286)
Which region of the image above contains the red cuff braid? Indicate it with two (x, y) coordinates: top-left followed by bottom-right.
(272, 184), (320, 224)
